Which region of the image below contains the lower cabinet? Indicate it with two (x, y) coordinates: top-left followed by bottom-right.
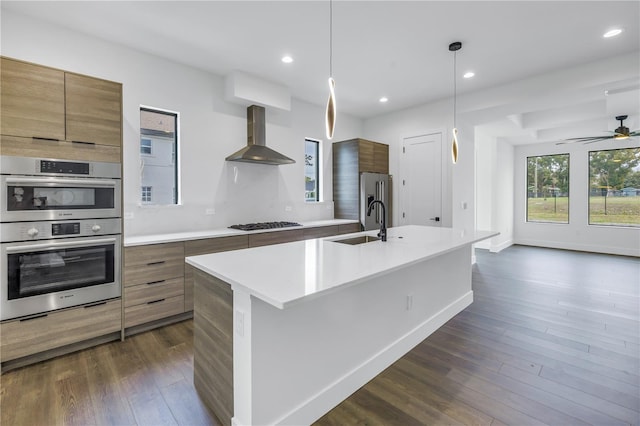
(184, 235), (248, 312)
(0, 299), (121, 362)
(123, 242), (185, 330)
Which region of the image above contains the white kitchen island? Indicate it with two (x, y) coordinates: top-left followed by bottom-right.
(186, 225), (497, 426)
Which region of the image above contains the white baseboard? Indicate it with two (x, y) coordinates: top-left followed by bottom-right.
(274, 291), (474, 425)
(490, 239), (513, 253)
(514, 239), (640, 257)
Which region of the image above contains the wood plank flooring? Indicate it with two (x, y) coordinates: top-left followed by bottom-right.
(1, 245), (638, 425)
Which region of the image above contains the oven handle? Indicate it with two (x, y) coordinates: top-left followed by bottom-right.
(5, 177), (118, 188)
(5, 237), (118, 254)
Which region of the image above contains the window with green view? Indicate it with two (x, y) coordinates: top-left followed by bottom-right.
(589, 147), (640, 227)
(526, 154), (569, 223)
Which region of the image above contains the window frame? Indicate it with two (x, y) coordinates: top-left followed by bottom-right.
(140, 138), (152, 155)
(525, 153), (570, 224)
(304, 138), (321, 203)
(139, 106), (180, 206)
(141, 185), (152, 203)
(588, 147), (640, 228)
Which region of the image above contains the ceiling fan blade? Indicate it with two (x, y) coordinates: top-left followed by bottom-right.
(556, 136), (611, 145)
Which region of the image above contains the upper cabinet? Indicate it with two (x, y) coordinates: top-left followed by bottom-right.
(0, 57), (122, 153)
(65, 73), (122, 146)
(0, 57), (65, 140)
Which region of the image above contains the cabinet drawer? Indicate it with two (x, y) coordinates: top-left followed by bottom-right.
(124, 242), (184, 287)
(303, 225), (340, 239)
(0, 299), (121, 362)
(338, 223), (361, 234)
(124, 295), (184, 328)
(124, 277), (184, 308)
(248, 229), (305, 248)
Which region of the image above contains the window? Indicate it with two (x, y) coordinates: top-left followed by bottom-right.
(141, 186), (152, 203)
(589, 147), (640, 227)
(140, 107), (179, 205)
(305, 138), (320, 202)
(140, 138), (152, 155)
(526, 154), (569, 223)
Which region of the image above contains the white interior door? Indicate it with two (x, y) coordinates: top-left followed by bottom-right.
(399, 132), (442, 226)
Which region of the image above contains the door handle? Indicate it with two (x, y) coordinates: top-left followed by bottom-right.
(429, 217), (440, 222)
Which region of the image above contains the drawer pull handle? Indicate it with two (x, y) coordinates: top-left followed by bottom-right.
(147, 298), (165, 305)
(146, 280), (166, 285)
(72, 140), (96, 146)
(84, 301), (107, 308)
(32, 137), (59, 142)
(147, 261), (166, 266)
(20, 313), (48, 322)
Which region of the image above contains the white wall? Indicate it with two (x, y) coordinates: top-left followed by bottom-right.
(1, 9), (364, 237)
(362, 99), (457, 229)
(475, 128), (515, 252)
(514, 139), (640, 257)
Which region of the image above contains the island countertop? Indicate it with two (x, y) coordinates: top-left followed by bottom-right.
(185, 225), (497, 309)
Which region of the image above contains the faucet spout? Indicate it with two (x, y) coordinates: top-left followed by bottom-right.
(366, 200), (387, 241)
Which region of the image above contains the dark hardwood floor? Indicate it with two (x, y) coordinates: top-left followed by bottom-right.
(2, 245), (638, 425)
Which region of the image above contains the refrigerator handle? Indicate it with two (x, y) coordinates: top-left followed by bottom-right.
(380, 179), (385, 224)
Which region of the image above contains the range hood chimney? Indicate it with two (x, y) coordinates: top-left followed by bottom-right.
(225, 105), (295, 165)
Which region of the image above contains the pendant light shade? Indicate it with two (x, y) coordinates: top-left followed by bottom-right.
(325, 0), (336, 140)
(326, 77), (336, 139)
(449, 41), (462, 164)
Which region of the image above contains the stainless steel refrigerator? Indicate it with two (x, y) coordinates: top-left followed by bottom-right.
(360, 172), (391, 231)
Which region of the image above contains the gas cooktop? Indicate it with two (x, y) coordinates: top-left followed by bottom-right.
(228, 221), (302, 231)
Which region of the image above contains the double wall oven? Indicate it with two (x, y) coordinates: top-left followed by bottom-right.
(0, 156), (122, 321)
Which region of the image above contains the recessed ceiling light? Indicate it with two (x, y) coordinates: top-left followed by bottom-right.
(379, 97), (388, 103)
(281, 55), (293, 63)
(603, 29), (623, 38)
(463, 71), (475, 79)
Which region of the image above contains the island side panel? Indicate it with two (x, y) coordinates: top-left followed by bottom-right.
(193, 269), (234, 426)
(245, 245), (473, 425)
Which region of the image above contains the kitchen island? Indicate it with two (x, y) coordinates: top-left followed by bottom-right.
(186, 225), (497, 426)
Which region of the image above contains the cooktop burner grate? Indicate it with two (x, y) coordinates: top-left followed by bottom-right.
(228, 221), (302, 231)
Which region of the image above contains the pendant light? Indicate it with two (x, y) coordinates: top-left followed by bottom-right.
(325, 0), (336, 140)
(449, 41), (462, 164)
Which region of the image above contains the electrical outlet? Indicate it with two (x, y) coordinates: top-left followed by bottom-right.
(205, 208), (215, 215)
(406, 294), (413, 311)
(285, 206), (293, 212)
(124, 212), (134, 219)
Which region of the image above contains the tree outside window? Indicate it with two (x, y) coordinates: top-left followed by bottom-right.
(589, 147), (640, 227)
(526, 154), (569, 223)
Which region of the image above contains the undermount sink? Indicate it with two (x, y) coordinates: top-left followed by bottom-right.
(332, 235), (380, 245)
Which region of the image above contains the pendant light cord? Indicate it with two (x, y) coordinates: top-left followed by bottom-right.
(453, 50), (457, 128)
(329, 0), (333, 78)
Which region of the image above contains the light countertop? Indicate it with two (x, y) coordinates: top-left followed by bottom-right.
(186, 225), (498, 309)
(124, 219), (359, 246)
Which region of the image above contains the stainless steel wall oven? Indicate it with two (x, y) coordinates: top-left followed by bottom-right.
(0, 156), (122, 321)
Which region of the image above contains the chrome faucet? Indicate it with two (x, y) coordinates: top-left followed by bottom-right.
(366, 200), (387, 241)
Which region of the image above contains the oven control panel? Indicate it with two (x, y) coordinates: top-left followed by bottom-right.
(0, 218), (121, 242)
(40, 160), (90, 175)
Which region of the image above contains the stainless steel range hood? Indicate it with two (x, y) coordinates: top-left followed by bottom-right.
(225, 105), (295, 165)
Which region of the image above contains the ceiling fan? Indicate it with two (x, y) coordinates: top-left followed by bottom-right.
(557, 115), (639, 145)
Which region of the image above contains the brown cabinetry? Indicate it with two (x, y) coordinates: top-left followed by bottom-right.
(0, 57), (65, 140)
(248, 229), (305, 248)
(123, 242), (185, 328)
(0, 299), (121, 362)
(184, 235), (248, 312)
(333, 138), (389, 221)
(65, 73), (122, 147)
(0, 57), (122, 162)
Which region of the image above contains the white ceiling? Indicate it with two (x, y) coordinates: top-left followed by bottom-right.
(2, 1), (639, 144)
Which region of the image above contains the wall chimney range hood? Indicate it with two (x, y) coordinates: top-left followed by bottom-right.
(225, 105), (295, 165)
